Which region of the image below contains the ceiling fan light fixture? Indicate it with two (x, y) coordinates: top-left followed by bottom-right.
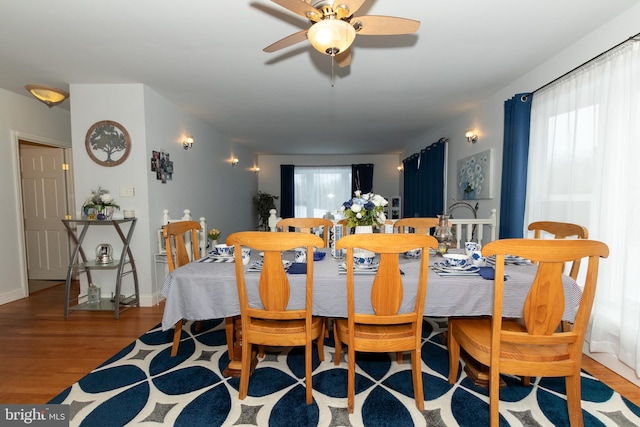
(25, 84), (69, 107)
(307, 19), (355, 55)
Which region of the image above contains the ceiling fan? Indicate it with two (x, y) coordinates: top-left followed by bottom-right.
(263, 0), (420, 67)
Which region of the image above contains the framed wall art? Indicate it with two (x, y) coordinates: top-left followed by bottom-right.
(457, 149), (494, 200)
(151, 150), (173, 184)
(85, 120), (131, 167)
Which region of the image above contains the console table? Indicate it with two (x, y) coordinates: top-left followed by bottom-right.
(62, 218), (139, 319)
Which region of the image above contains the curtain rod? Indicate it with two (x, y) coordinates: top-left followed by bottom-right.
(533, 32), (640, 94)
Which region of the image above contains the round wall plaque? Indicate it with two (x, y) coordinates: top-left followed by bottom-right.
(85, 120), (131, 167)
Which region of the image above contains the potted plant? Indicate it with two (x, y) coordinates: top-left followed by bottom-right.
(253, 191), (279, 231)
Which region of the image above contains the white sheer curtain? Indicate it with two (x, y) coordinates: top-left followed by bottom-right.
(525, 38), (640, 375)
(294, 166), (351, 218)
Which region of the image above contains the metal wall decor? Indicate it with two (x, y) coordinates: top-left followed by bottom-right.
(85, 120), (131, 167)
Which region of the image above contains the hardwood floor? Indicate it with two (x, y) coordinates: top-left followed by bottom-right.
(1, 283), (639, 407)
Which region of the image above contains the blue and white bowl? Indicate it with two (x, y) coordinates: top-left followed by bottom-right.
(214, 244), (234, 257)
(443, 253), (470, 269)
(353, 251), (375, 268)
(404, 248), (422, 259)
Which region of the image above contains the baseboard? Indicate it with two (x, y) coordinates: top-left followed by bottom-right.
(583, 341), (640, 387)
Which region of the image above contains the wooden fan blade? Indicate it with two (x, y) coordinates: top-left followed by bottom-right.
(352, 15), (420, 35)
(263, 30), (308, 53)
(335, 49), (352, 68)
(271, 0), (319, 19)
(340, 0), (367, 16)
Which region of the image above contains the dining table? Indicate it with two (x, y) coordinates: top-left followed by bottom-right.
(161, 248), (581, 380)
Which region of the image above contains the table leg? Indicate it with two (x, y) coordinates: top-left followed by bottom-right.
(222, 316), (257, 377)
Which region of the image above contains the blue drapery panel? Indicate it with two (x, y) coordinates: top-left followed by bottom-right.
(352, 164), (374, 194)
(418, 142), (446, 217)
(403, 139), (446, 217)
(402, 154), (420, 217)
(499, 93), (533, 238)
(280, 164), (295, 218)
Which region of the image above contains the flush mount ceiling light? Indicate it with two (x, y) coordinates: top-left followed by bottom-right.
(25, 84), (69, 107)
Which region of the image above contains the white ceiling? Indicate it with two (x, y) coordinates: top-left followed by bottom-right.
(0, 0), (637, 155)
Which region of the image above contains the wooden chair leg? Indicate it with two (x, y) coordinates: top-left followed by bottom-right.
(489, 364), (500, 427)
(171, 320), (183, 357)
(447, 323), (460, 384)
(347, 344), (355, 413)
(396, 351), (403, 364)
(258, 345), (265, 358)
(333, 322), (342, 365)
(238, 342), (252, 400)
(306, 340), (313, 404)
(565, 372), (584, 427)
(412, 349), (424, 410)
(317, 321), (325, 362)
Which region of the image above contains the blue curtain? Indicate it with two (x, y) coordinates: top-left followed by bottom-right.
(403, 139), (446, 217)
(352, 164), (374, 193)
(499, 93), (533, 238)
(402, 154), (420, 217)
(418, 141), (446, 217)
(280, 164), (295, 218)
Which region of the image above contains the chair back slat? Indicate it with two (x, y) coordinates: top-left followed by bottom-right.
(371, 253), (403, 316)
(523, 262), (565, 335)
(259, 251), (291, 311)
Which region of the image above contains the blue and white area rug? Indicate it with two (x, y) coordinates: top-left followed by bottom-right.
(50, 318), (640, 426)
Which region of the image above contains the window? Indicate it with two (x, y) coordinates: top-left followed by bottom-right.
(294, 166), (351, 218)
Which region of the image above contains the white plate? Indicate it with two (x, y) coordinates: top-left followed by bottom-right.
(433, 261), (476, 271)
(250, 260), (291, 270)
(339, 262), (379, 271)
(432, 262), (479, 273)
(210, 251), (234, 258)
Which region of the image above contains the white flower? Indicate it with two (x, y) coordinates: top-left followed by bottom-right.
(351, 204), (362, 213)
(356, 212), (362, 219)
(101, 194), (113, 203)
(354, 190), (361, 197)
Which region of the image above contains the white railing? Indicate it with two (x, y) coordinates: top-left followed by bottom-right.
(449, 208), (497, 248)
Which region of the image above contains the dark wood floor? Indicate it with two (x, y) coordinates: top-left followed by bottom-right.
(1, 282), (639, 407)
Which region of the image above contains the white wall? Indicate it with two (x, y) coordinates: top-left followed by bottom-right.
(0, 89), (71, 305)
(257, 154), (401, 215)
(402, 4), (640, 226)
(69, 84), (258, 306)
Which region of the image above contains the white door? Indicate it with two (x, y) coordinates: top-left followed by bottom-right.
(20, 142), (70, 280)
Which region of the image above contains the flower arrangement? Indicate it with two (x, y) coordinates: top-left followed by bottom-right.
(340, 190), (388, 228)
(83, 187), (120, 212)
(207, 228), (221, 241)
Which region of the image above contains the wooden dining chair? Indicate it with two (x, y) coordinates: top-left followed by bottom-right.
(226, 231), (325, 404)
(528, 221), (589, 280)
(164, 221), (202, 357)
(447, 238), (609, 427)
(394, 217), (441, 235)
(334, 233), (438, 413)
(276, 217), (333, 248)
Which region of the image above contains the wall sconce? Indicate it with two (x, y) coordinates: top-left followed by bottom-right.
(465, 129), (478, 144)
(25, 84), (69, 108)
(183, 135), (194, 150)
(231, 158), (239, 167)
(397, 165), (404, 172)
(253, 167), (260, 174)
